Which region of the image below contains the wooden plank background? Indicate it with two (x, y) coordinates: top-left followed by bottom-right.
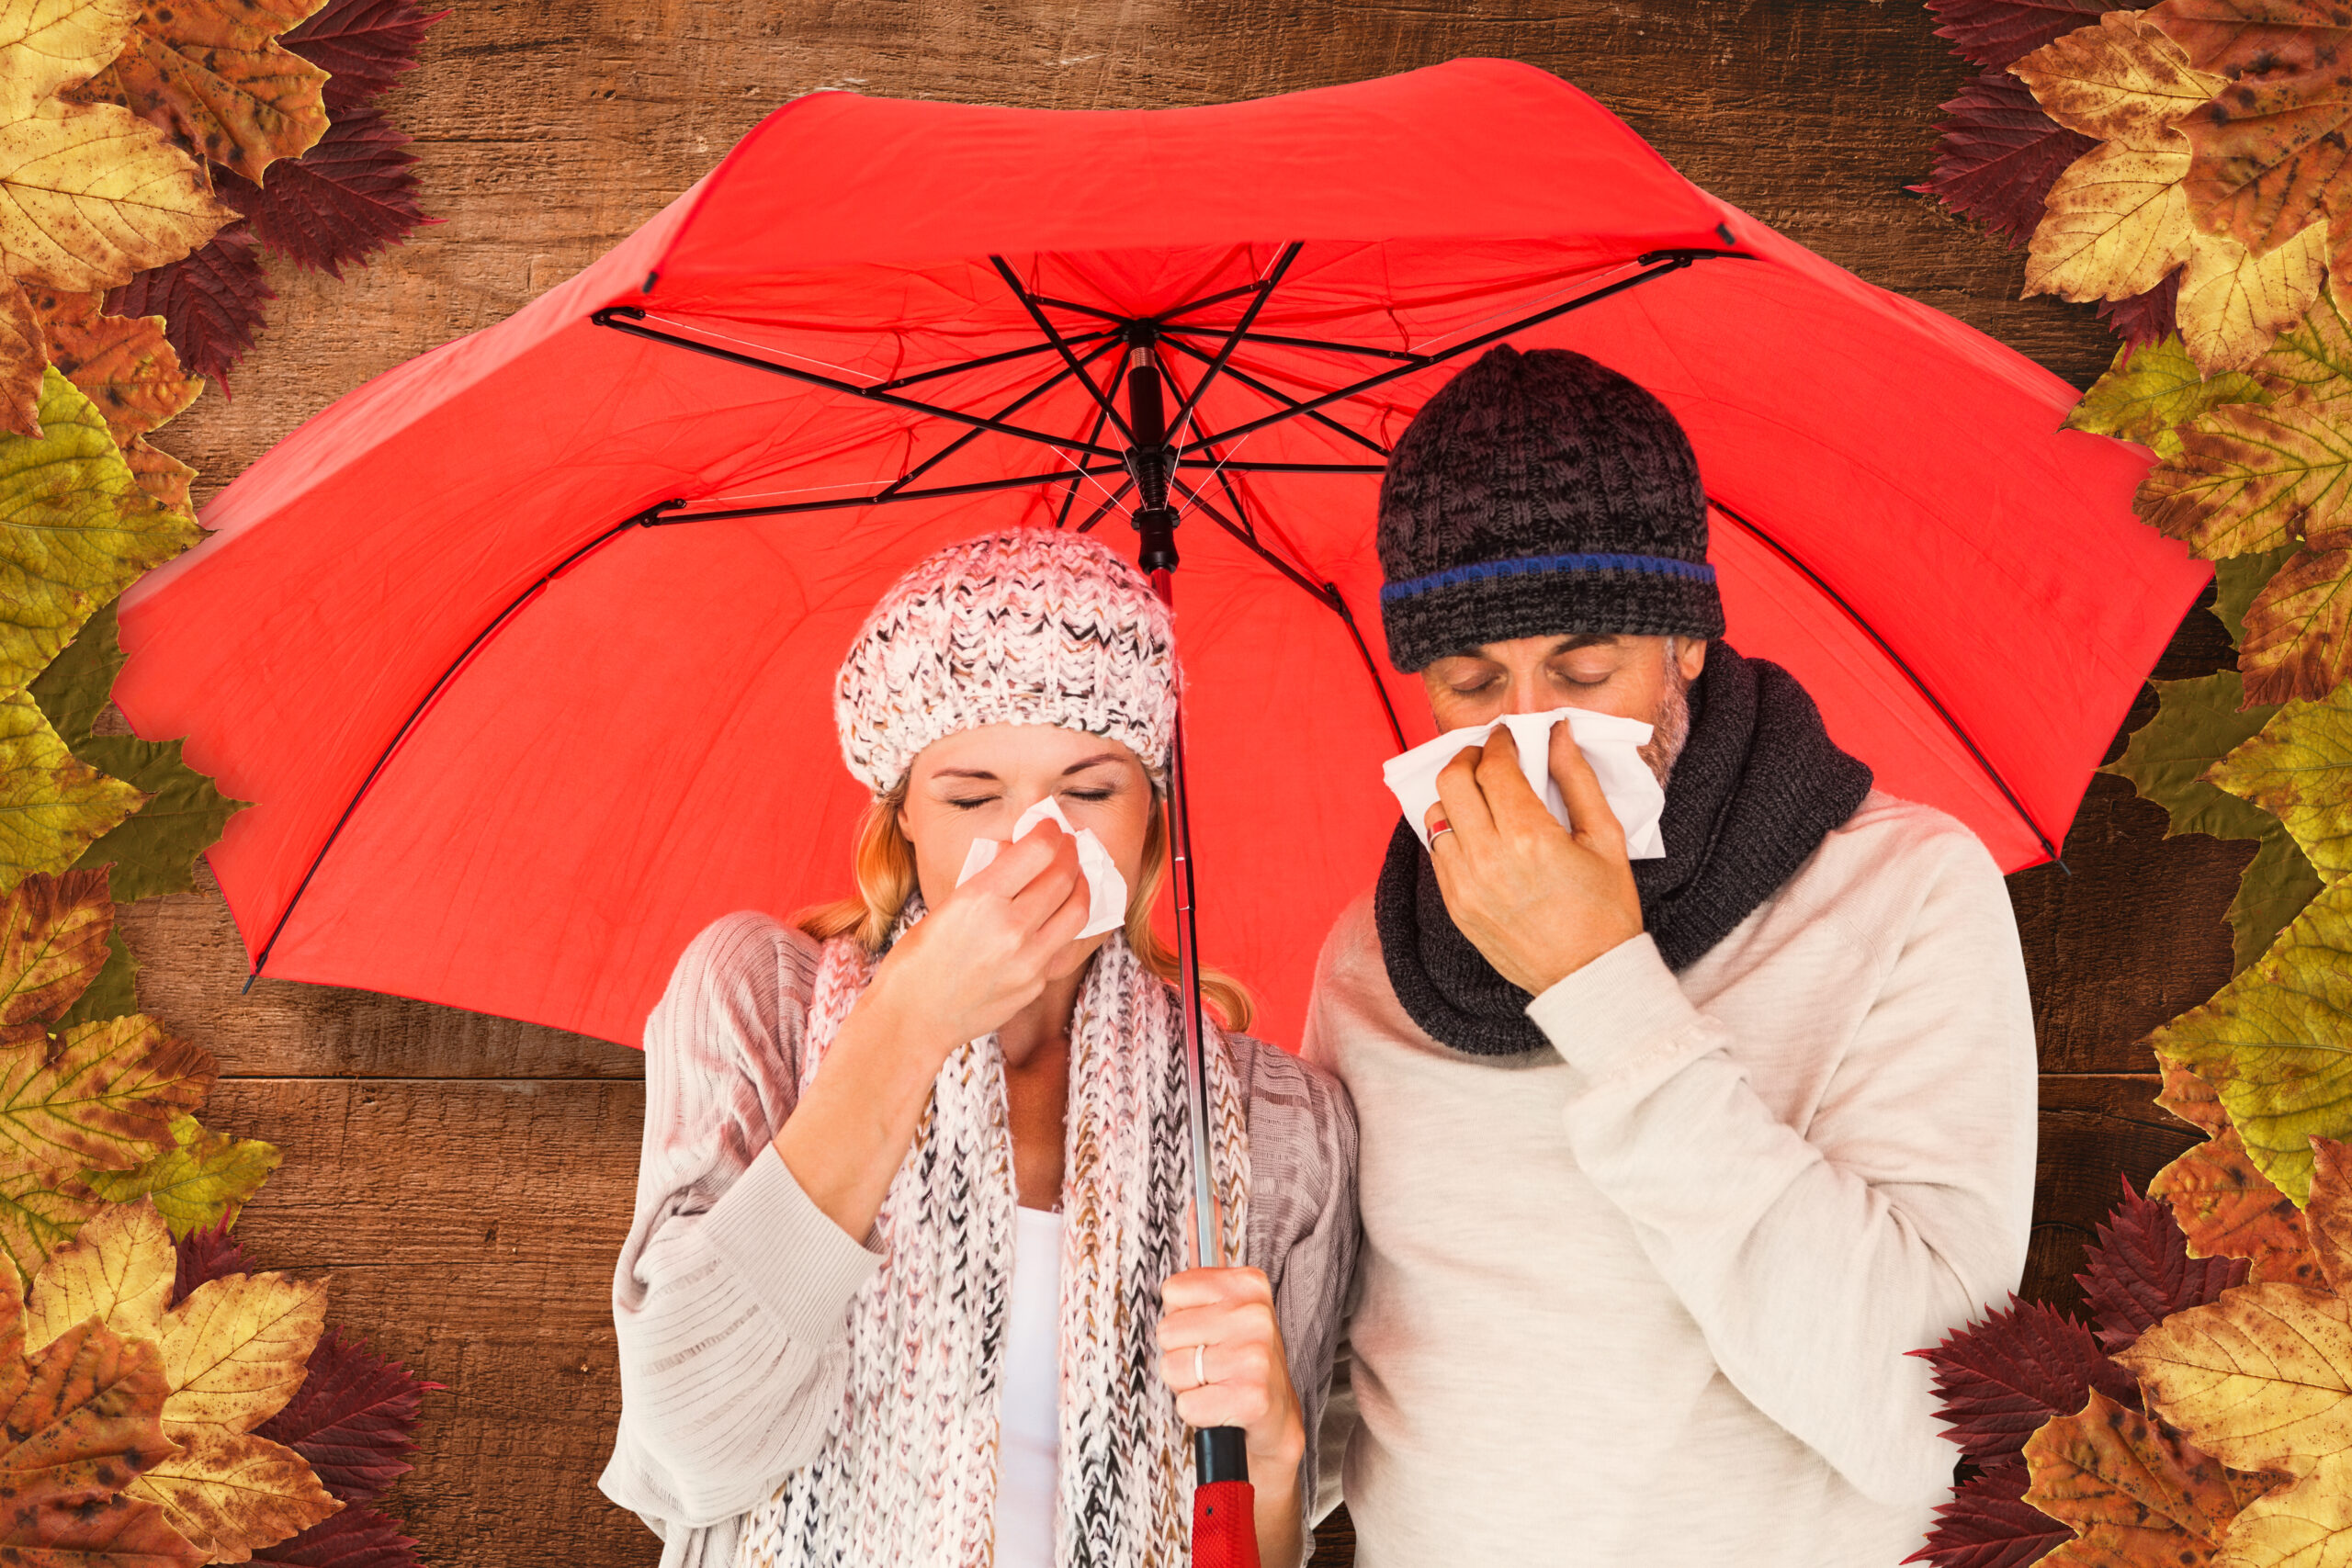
(124, 1), (2237, 1561)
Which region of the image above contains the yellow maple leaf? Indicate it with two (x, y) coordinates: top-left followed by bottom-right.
(0, 96), (232, 293)
(2028, 134), (2197, 303)
(159, 1269), (325, 1436)
(129, 1426), (338, 1562)
(2119, 1281), (2352, 1476)
(2180, 220), (2331, 374)
(25, 1195), (171, 1353)
(2216, 1449), (2352, 1567)
(0, 0), (142, 116)
(2013, 10), (2224, 146)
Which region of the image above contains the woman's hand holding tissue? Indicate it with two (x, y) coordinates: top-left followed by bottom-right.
(1427, 723), (1643, 996)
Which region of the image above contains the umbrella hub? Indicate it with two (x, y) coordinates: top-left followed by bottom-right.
(1121, 329), (1182, 573)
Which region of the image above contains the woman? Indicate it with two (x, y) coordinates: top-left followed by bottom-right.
(598, 528), (1359, 1568)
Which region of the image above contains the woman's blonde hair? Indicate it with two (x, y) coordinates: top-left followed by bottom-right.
(795, 780), (1254, 1032)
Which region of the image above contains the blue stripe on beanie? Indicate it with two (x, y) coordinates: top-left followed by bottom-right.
(1380, 551), (1717, 606)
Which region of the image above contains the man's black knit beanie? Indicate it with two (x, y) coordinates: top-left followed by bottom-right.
(1376, 344), (1725, 671)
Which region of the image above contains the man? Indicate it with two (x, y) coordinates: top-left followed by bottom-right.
(1303, 345), (2034, 1566)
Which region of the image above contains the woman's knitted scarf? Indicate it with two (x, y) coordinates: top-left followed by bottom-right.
(1374, 643), (1873, 1058)
(735, 908), (1251, 1568)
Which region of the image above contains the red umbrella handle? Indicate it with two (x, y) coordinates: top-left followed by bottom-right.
(1191, 1485), (1261, 1568)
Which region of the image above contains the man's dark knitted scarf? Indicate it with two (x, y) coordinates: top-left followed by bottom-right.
(1374, 642), (1872, 1058)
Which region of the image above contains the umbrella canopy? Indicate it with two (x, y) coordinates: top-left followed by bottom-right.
(115, 59), (2204, 1051)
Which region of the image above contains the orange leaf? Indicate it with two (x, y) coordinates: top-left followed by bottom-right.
(0, 283), (40, 441)
(2239, 545), (2352, 706)
(20, 287), (199, 446)
(2023, 1388), (2279, 1563)
(2160, 1055), (2231, 1136)
(2150, 1125), (2325, 1288)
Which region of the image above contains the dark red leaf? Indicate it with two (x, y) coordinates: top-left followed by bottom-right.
(2075, 1176), (2249, 1353)
(281, 0), (449, 114)
(1928, 0), (2122, 69)
(105, 223), (276, 391)
(173, 1215), (251, 1304)
(1909, 1293), (2139, 1461)
(2097, 268), (2182, 347)
(217, 107), (433, 279)
(1910, 67), (2095, 248)
(257, 1325), (440, 1503)
(248, 1503), (421, 1567)
(1903, 1460), (2071, 1568)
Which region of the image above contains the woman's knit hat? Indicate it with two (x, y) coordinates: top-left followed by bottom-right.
(834, 528), (1179, 794)
(1376, 344), (1725, 671)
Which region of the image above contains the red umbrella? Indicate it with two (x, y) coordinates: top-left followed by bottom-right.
(115, 56), (2198, 1549)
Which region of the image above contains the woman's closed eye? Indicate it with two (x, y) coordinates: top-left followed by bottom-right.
(943, 795), (1000, 811)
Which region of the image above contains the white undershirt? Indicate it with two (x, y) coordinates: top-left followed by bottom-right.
(995, 1205), (1063, 1568)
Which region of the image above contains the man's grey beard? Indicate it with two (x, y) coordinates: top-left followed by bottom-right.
(1638, 639), (1693, 788)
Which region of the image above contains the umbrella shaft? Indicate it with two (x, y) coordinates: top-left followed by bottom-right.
(1151, 566), (1223, 1273)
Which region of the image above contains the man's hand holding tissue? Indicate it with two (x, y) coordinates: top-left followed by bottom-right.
(1426, 723), (1643, 996)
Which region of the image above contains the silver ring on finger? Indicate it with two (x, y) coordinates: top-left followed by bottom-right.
(1193, 1342), (1211, 1390)
(1430, 824), (1455, 843)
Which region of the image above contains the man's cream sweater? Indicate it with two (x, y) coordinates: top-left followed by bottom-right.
(1302, 791), (2035, 1567)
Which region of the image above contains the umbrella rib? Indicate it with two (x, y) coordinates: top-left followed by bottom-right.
(1156, 333), (1392, 457)
(590, 308), (1125, 459)
(1189, 460), (1386, 474)
(872, 328), (1120, 391)
(1072, 477), (1136, 534)
(1166, 243), (1302, 432)
(1161, 324), (1421, 363)
(1706, 495), (2065, 868)
(243, 503), (679, 988)
(1153, 276), (1288, 324)
(1056, 402), (1115, 530)
(652, 464), (1131, 523)
(988, 257), (1136, 442)
(1173, 249), (1741, 457)
(875, 333), (1127, 502)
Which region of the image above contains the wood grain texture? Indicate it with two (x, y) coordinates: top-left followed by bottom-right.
(115, 0), (2256, 1562)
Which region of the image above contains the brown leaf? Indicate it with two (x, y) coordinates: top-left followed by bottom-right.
(66, 0), (332, 186)
(2150, 1124), (2325, 1288)
(2023, 1387), (2261, 1562)
(2179, 220), (2331, 373)
(0, 1167), (100, 1290)
(2153, 0), (2352, 254)
(0, 1014), (217, 1178)
(0, 282), (41, 441)
(2028, 133), (2198, 301)
(2240, 544), (2352, 705)
(2120, 1281), (2352, 1477)
(120, 434), (192, 510)
(2253, 275), (2352, 401)
(22, 285), (201, 445)
(129, 1427), (338, 1562)
(2013, 10), (2223, 144)
(2308, 1136), (2352, 1297)
(0, 867), (115, 1029)
(0, 1314), (181, 1517)
(2131, 398), (2352, 557)
(2161, 1055), (2232, 1135)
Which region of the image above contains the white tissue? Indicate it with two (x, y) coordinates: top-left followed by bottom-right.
(953, 795), (1129, 939)
(1382, 707), (1668, 860)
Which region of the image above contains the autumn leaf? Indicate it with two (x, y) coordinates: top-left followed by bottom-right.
(2120, 1280), (2352, 1475)
(2024, 1388), (2282, 1562)
(1914, 67), (2099, 246)
(85, 1113), (279, 1236)
(2240, 545), (2352, 705)
(0, 1167), (101, 1288)
(55, 923), (136, 1032)
(107, 219), (274, 388)
(28, 1197), (174, 1353)
(1912, 1293), (2141, 1461)
(161, 1269), (327, 1436)
(2309, 1135), (2352, 1293)
(0, 866), (115, 1028)
(2209, 680), (2352, 878)
(2215, 1448), (2352, 1566)
(2179, 220), (2333, 375)
(256, 1327), (432, 1504)
(2135, 399), (2352, 558)
(0, 368), (201, 690)
(1930, 0), (2123, 70)
(280, 0), (442, 113)
(2216, 542), (2303, 644)
(1902, 1458), (2072, 1568)
(0, 0), (141, 112)
(2065, 334), (2267, 455)
(68, 0), (332, 186)
(130, 1426), (339, 1562)
(22, 285), (202, 446)
(2149, 1124), (2324, 1286)
(2100, 265), (2185, 344)
(2151, 0), (2352, 254)
(217, 105), (425, 277)
(121, 434), (193, 510)
(2102, 671), (2322, 966)
(0, 96), (235, 292)
(2161, 1053), (2231, 1134)
(0, 281), (40, 442)
(2013, 10), (2223, 144)
(72, 736), (248, 903)
(0, 1010), (215, 1177)
(172, 1216), (246, 1304)
(248, 1501), (417, 1567)
(0, 688), (147, 895)
(32, 599), (125, 750)
(2076, 1177), (2250, 1351)
(2027, 134), (2198, 301)
(2254, 277), (2352, 402)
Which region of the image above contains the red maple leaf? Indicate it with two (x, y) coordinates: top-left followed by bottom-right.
(281, 0), (449, 114)
(1928, 0), (2122, 69)
(247, 1503), (421, 1567)
(217, 107), (434, 279)
(2075, 1177), (2247, 1352)
(1910, 1293), (2139, 1461)
(1911, 68), (2095, 249)
(2095, 268), (2181, 347)
(1903, 1460), (2071, 1568)
(106, 223), (277, 390)
(257, 1325), (441, 1503)
(173, 1215), (254, 1303)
